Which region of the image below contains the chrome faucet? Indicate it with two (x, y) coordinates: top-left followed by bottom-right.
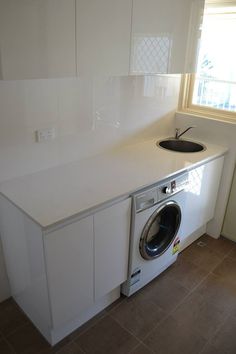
(175, 126), (196, 139)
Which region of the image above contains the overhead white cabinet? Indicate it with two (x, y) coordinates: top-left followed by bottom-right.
(0, 0), (204, 78)
(0, 0), (76, 80)
(76, 0), (132, 76)
(130, 0), (204, 74)
(94, 199), (131, 300)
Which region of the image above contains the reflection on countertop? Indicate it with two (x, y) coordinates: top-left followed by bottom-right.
(0, 138), (227, 229)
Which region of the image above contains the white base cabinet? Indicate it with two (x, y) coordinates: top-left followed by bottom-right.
(0, 197), (131, 344)
(180, 156), (224, 251)
(94, 200), (131, 300)
(0, 196), (52, 340)
(44, 217), (94, 329)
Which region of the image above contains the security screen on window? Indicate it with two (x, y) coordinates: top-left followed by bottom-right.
(192, 4), (236, 112)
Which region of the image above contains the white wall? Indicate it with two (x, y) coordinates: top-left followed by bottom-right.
(0, 74), (181, 301)
(0, 75), (180, 181)
(175, 112), (236, 239)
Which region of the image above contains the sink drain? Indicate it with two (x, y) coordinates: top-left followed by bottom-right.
(197, 241), (207, 247)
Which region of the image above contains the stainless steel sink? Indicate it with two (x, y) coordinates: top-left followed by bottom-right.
(157, 139), (206, 153)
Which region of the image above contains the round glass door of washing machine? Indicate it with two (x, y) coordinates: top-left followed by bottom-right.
(139, 201), (181, 260)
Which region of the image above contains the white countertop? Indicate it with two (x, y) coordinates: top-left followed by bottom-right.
(0, 138), (227, 229)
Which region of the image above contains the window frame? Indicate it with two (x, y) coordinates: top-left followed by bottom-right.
(179, 74), (236, 122)
(179, 0), (236, 122)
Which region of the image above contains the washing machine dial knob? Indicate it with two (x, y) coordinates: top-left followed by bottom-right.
(162, 186), (171, 194)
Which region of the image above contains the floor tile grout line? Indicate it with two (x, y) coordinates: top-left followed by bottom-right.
(194, 311), (229, 350)
(197, 313), (231, 354)
(109, 297), (172, 353)
(72, 311), (108, 341)
(128, 341), (156, 354)
(1, 335), (17, 354)
(109, 312), (146, 347)
(75, 294), (163, 351)
(109, 247), (216, 349)
(75, 312), (145, 354)
(139, 240), (236, 350)
(183, 239), (236, 354)
(224, 244), (236, 256)
(182, 234), (234, 262)
(209, 246), (236, 277)
(108, 295), (167, 353)
(107, 313), (144, 345)
(128, 342), (145, 354)
(68, 340), (87, 354)
(105, 296), (126, 314)
(140, 266), (214, 344)
(221, 245), (236, 260)
(61, 241), (236, 353)
(198, 235), (235, 260)
(63, 235), (214, 349)
(3, 321), (33, 340)
(109, 294), (166, 318)
(187, 241), (231, 279)
(226, 254), (236, 260)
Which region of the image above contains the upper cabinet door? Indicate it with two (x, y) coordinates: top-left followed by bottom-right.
(0, 0), (76, 80)
(130, 0), (204, 75)
(76, 0), (132, 76)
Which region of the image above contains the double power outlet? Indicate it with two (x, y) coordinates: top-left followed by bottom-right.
(35, 128), (56, 143)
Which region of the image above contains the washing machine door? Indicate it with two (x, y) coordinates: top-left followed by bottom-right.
(139, 201), (181, 260)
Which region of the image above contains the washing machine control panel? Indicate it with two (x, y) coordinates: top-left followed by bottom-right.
(135, 173), (189, 212)
(159, 176), (188, 199)
(161, 180), (177, 195)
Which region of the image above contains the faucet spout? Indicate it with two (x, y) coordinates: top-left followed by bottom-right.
(175, 126), (196, 139)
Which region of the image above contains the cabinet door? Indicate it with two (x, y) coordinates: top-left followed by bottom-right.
(0, 0), (76, 80)
(130, 0), (204, 74)
(183, 156), (224, 239)
(94, 199), (131, 300)
(76, 0), (132, 76)
(44, 216), (94, 328)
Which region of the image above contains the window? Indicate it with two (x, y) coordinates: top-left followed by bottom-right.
(180, 1), (236, 120)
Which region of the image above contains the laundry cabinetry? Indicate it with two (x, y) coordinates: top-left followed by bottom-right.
(181, 156), (224, 250)
(77, 0), (204, 76)
(0, 196), (131, 344)
(76, 0), (132, 76)
(94, 201), (131, 300)
(0, 0), (204, 79)
(130, 0), (204, 74)
(0, 0), (76, 80)
(44, 216), (94, 330)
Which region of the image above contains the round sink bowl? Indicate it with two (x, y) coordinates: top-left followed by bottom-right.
(157, 139), (206, 153)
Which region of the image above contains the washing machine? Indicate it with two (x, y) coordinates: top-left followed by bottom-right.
(122, 172), (188, 297)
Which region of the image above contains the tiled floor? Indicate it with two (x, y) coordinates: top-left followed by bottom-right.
(1, 234), (236, 354)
